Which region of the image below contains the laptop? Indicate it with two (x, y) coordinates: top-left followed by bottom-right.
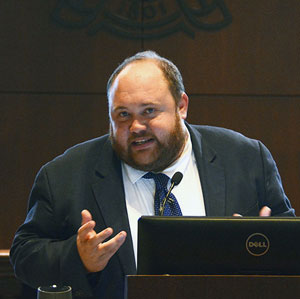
(137, 216), (300, 275)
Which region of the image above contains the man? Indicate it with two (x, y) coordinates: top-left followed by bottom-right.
(10, 51), (295, 298)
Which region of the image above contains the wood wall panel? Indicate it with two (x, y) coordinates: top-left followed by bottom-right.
(2, 1), (300, 94)
(0, 1), (141, 93)
(144, 1), (300, 95)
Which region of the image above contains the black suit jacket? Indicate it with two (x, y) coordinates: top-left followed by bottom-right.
(10, 124), (295, 298)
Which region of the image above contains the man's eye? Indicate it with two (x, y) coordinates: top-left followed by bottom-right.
(119, 111), (129, 118)
(144, 108), (155, 114)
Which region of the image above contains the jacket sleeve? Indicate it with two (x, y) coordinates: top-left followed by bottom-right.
(258, 141), (295, 216)
(10, 166), (96, 297)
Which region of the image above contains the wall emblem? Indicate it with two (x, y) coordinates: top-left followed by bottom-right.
(51, 0), (232, 39)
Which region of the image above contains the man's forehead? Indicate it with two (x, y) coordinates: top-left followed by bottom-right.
(117, 59), (164, 81)
(109, 61), (167, 97)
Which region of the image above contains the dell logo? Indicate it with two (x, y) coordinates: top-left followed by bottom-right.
(246, 233), (270, 256)
(248, 241), (267, 248)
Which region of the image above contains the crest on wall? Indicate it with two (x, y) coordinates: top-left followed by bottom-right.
(52, 0), (232, 39)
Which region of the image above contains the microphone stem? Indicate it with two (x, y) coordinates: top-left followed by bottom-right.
(159, 182), (175, 216)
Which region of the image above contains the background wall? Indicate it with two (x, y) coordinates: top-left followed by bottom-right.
(1, 0), (300, 249)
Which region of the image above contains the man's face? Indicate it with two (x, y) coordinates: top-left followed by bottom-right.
(108, 61), (188, 172)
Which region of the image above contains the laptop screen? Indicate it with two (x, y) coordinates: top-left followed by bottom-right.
(137, 216), (300, 275)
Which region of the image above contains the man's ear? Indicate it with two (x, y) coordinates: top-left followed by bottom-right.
(178, 92), (189, 120)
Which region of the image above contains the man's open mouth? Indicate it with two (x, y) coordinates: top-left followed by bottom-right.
(132, 138), (154, 146)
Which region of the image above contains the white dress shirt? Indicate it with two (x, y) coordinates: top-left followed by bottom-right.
(122, 130), (205, 265)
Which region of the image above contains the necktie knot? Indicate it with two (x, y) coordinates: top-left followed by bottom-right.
(143, 172), (182, 216)
(143, 172), (170, 191)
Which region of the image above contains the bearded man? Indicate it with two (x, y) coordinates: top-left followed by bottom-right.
(10, 51), (294, 298)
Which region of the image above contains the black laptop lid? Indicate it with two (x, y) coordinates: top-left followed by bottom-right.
(137, 216), (300, 275)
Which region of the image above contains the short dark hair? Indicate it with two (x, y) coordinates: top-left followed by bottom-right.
(107, 50), (185, 105)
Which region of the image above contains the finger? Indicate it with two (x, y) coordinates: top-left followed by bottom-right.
(97, 231), (127, 259)
(233, 213), (242, 217)
(78, 220), (96, 241)
(78, 226), (115, 248)
(86, 227), (114, 247)
(259, 206), (271, 217)
(77, 230), (127, 273)
(89, 231), (127, 272)
(81, 209), (93, 225)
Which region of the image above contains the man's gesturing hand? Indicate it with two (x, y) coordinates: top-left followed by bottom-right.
(76, 209), (127, 273)
(233, 206), (272, 217)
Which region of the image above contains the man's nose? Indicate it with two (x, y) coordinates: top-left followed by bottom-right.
(129, 118), (147, 134)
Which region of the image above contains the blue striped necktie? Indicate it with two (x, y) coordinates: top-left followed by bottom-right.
(143, 172), (182, 216)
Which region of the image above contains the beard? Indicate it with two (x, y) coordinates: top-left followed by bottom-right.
(110, 115), (187, 172)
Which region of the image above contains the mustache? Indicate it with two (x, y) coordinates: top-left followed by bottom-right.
(128, 131), (152, 139)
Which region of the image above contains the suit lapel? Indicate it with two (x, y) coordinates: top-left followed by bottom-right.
(91, 139), (136, 274)
(187, 124), (226, 216)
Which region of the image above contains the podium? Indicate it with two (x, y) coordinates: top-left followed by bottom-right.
(126, 275), (300, 299)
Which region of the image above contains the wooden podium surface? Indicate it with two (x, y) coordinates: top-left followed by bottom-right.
(0, 250), (23, 298)
(126, 275), (300, 299)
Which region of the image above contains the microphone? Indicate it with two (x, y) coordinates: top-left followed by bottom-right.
(159, 172), (183, 216)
